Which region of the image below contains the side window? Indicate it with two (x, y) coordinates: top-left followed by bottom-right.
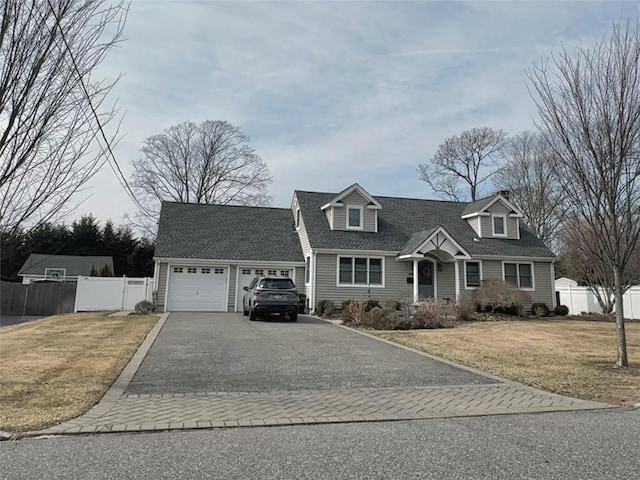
(248, 278), (257, 289)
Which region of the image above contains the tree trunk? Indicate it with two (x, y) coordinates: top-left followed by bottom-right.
(614, 268), (628, 367)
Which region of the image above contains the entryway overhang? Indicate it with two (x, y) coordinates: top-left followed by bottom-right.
(397, 226), (471, 261)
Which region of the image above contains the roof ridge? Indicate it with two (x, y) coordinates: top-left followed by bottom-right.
(161, 201), (291, 212)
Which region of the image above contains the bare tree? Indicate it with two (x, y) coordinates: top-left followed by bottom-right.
(418, 127), (507, 201)
(494, 131), (565, 250)
(0, 0), (126, 234)
(131, 120), (273, 233)
(528, 21), (640, 367)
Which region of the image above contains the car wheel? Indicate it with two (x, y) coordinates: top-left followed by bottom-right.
(249, 308), (257, 321)
(289, 312), (297, 322)
(242, 304), (248, 316)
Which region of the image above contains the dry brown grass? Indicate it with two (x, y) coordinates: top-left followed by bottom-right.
(371, 320), (640, 405)
(0, 312), (158, 432)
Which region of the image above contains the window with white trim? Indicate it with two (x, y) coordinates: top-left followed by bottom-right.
(305, 257), (311, 284)
(214, 268), (224, 274)
(187, 267), (197, 273)
(45, 268), (66, 279)
(173, 267), (183, 273)
(504, 263), (533, 289)
(255, 269), (264, 275)
(338, 257), (383, 285)
(268, 269), (277, 276)
(465, 261), (481, 288)
(346, 205), (363, 230)
(241, 268), (251, 275)
(280, 270), (289, 277)
(492, 214), (506, 236)
(201, 268), (211, 274)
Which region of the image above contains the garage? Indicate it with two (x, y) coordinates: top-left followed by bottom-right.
(167, 266), (228, 311)
(235, 267), (292, 311)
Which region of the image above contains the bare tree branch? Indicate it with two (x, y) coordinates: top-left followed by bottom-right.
(130, 120), (273, 233)
(0, 0), (126, 235)
(418, 127), (507, 201)
(528, 21), (640, 367)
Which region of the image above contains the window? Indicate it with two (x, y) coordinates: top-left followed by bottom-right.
(242, 269), (251, 275)
(255, 269), (264, 275)
(259, 278), (295, 289)
(187, 267), (197, 273)
(173, 267), (183, 273)
(295, 209), (301, 228)
(45, 268), (65, 279)
(337, 257), (383, 286)
(280, 270), (289, 277)
(214, 268), (224, 274)
(305, 257), (311, 284)
(268, 269), (277, 276)
(346, 205), (363, 230)
(201, 268), (211, 274)
(493, 215), (506, 236)
(504, 263), (533, 289)
(465, 261), (481, 288)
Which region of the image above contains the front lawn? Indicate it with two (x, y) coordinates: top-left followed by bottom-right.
(0, 312), (158, 432)
(370, 320), (640, 405)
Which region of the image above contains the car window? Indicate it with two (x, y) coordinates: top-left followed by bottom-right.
(258, 279), (295, 289)
(248, 278), (257, 289)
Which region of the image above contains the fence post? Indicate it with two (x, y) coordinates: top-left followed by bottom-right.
(568, 285), (574, 315)
(121, 276), (127, 311)
(73, 277), (81, 313)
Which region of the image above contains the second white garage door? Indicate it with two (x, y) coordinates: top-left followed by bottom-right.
(167, 266), (228, 311)
(236, 267), (292, 311)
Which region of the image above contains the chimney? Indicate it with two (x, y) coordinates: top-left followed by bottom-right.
(496, 190), (510, 200)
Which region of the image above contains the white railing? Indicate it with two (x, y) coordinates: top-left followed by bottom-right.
(556, 285), (640, 319)
(74, 276), (153, 312)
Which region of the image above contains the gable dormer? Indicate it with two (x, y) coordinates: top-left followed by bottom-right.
(461, 192), (523, 239)
(321, 183), (382, 232)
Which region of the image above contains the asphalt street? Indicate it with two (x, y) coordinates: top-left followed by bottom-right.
(2, 409), (638, 479)
(126, 313), (494, 394)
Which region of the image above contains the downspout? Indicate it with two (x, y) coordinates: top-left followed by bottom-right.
(311, 250), (317, 314)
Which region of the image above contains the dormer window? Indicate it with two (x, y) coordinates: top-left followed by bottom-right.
(492, 214), (506, 236)
(347, 205), (363, 230)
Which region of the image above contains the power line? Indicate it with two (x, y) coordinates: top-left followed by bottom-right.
(44, 0), (152, 217)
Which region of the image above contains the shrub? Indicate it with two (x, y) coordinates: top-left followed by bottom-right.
(341, 301), (367, 326)
(555, 304), (569, 316)
(456, 297), (477, 322)
(134, 300), (154, 314)
(360, 306), (394, 329)
(381, 300), (400, 311)
(410, 299), (455, 329)
(531, 303), (549, 317)
(316, 300), (335, 318)
(472, 280), (531, 316)
(365, 299), (381, 312)
(341, 300), (354, 311)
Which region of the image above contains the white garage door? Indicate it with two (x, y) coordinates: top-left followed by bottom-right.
(236, 268), (292, 311)
(168, 266), (228, 311)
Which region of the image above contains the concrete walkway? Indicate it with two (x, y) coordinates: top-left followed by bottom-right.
(35, 313), (611, 436)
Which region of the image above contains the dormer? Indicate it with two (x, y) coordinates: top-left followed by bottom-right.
(321, 183), (382, 232)
(461, 192), (523, 240)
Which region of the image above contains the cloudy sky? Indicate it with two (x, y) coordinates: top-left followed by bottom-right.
(82, 0), (639, 230)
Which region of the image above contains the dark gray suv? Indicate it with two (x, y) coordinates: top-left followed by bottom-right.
(242, 276), (299, 321)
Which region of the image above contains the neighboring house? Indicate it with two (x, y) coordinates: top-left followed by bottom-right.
(18, 254), (114, 285)
(154, 183), (556, 313)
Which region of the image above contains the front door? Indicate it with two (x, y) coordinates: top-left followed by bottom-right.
(418, 260), (434, 299)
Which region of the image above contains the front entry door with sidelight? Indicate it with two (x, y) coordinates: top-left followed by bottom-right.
(418, 260), (434, 299)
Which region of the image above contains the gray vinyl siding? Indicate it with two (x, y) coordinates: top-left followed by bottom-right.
(295, 267), (305, 288)
(481, 202), (519, 239)
(156, 262), (168, 309)
(331, 191), (376, 232)
(293, 195), (312, 256)
(227, 266), (236, 311)
(436, 261), (456, 301)
(314, 253), (411, 307)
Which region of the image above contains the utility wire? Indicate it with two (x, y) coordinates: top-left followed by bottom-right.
(44, 0), (152, 217)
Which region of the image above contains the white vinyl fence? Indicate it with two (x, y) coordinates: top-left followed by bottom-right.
(74, 276), (153, 312)
(556, 285), (640, 319)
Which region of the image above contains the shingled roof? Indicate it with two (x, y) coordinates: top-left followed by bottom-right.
(155, 202), (304, 262)
(19, 254), (113, 276)
(295, 191), (554, 258)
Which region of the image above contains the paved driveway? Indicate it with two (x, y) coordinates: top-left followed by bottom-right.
(126, 313), (494, 394)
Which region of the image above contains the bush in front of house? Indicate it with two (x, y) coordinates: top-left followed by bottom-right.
(555, 304), (569, 316)
(531, 302), (550, 317)
(456, 297), (477, 322)
(134, 300), (154, 314)
(410, 299), (455, 329)
(472, 279), (531, 316)
(341, 301), (367, 326)
(381, 299), (400, 311)
(316, 300), (335, 318)
(365, 299), (381, 312)
(341, 299), (354, 311)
